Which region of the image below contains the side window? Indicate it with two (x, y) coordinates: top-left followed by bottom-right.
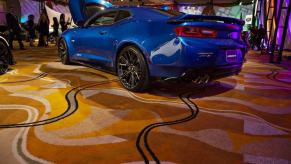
(85, 4), (106, 19)
(115, 10), (131, 22)
(89, 11), (117, 26)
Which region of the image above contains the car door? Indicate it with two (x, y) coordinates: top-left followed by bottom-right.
(72, 10), (118, 68)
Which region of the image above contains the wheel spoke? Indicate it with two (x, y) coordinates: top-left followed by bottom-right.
(129, 52), (134, 63)
(129, 72), (136, 87)
(119, 63), (127, 67)
(133, 57), (140, 65)
(127, 50), (134, 63)
(0, 44), (8, 56)
(119, 56), (129, 67)
(134, 71), (140, 81)
(120, 70), (130, 79)
(123, 52), (130, 62)
(60, 44), (66, 54)
(131, 53), (138, 65)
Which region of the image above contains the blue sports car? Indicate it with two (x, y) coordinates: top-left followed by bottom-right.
(59, 0), (245, 91)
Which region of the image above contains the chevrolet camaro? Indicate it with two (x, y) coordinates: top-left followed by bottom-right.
(59, 0), (246, 91)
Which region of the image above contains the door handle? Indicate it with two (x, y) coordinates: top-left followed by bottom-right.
(99, 31), (108, 35)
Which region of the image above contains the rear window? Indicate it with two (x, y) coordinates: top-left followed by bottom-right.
(152, 9), (183, 17)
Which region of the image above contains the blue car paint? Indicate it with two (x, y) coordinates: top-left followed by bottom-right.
(63, 5), (246, 79)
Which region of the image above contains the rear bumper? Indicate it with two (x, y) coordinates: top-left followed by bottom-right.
(149, 63), (243, 80)
(181, 64), (242, 81)
(148, 38), (245, 79)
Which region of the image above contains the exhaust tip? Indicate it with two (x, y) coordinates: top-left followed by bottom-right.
(192, 74), (210, 85)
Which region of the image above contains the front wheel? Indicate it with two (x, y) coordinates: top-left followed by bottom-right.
(0, 41), (9, 75)
(58, 38), (71, 65)
(117, 46), (149, 92)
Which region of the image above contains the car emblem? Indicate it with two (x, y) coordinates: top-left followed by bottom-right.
(228, 33), (232, 38)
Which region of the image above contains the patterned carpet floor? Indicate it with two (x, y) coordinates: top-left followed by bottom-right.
(0, 45), (290, 164)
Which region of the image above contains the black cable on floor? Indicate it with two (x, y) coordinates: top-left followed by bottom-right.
(136, 92), (200, 164)
(0, 72), (47, 84)
(0, 79), (117, 128)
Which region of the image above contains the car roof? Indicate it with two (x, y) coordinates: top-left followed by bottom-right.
(111, 6), (153, 10)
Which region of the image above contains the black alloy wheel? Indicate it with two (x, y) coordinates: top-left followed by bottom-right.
(0, 41), (9, 75)
(58, 39), (70, 64)
(117, 46), (149, 92)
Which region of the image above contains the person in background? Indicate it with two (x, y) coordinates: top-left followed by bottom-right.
(242, 31), (250, 52)
(26, 14), (36, 47)
(249, 26), (257, 50)
(60, 13), (69, 32)
(38, 11), (49, 47)
(52, 17), (59, 46)
(256, 25), (266, 51)
(5, 6), (25, 50)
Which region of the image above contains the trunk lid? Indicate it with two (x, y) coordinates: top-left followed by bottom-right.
(168, 14), (245, 26)
(169, 14), (245, 40)
(69, 0), (113, 26)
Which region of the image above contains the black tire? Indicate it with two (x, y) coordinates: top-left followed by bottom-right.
(58, 38), (71, 65)
(117, 46), (149, 92)
(0, 41), (9, 75)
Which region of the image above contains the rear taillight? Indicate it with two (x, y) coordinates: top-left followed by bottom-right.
(175, 26), (217, 38)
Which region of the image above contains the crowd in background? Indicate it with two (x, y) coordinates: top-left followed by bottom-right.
(249, 25), (266, 51)
(5, 6), (70, 50)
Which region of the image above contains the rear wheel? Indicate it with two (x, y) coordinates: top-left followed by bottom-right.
(0, 41), (9, 75)
(58, 39), (71, 65)
(117, 46), (149, 92)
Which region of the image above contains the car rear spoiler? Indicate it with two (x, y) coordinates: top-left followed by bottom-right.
(167, 14), (245, 26)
